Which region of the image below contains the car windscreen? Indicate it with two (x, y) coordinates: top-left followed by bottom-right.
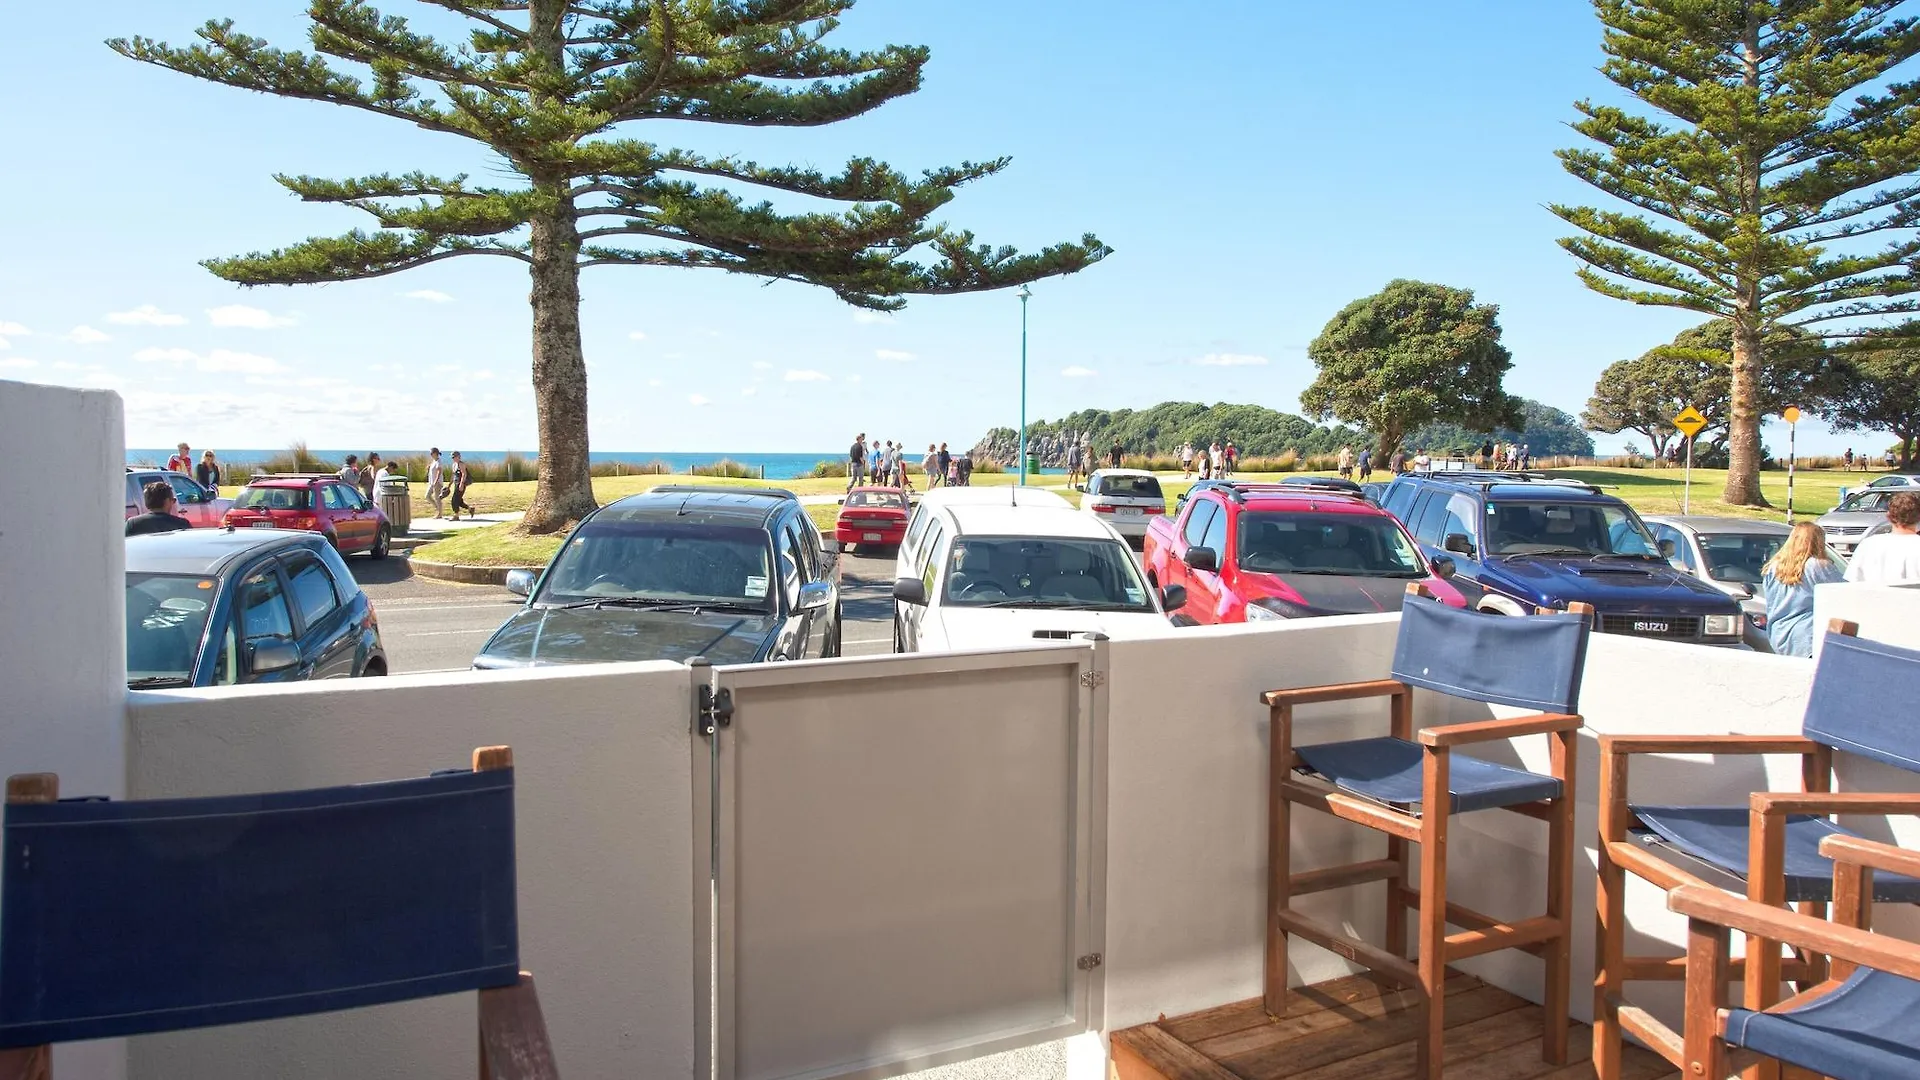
(1096, 475), (1163, 498)
(1838, 491), (1889, 512)
(234, 486), (311, 511)
(1486, 501), (1661, 557)
(845, 491), (907, 510)
(1695, 533), (1787, 585)
(537, 521), (775, 610)
(942, 537), (1154, 611)
(126, 573), (217, 686)
(1238, 512), (1424, 577)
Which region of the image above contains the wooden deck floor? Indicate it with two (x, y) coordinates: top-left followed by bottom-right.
(1109, 972), (1680, 1080)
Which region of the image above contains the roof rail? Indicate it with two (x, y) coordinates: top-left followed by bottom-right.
(250, 472), (337, 481)
(648, 484), (799, 501)
(1204, 479), (1367, 504)
(1421, 470), (1602, 495)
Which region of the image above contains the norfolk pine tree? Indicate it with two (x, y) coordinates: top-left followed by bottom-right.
(111, 1), (1110, 533)
(1554, 0), (1920, 506)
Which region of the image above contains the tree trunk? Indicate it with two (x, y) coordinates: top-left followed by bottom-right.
(520, 198), (597, 533)
(1722, 313), (1768, 505)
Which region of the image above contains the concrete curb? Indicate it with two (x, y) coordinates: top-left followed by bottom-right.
(408, 557), (541, 586)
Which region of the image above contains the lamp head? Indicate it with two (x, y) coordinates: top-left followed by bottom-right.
(1017, 284), (1032, 301)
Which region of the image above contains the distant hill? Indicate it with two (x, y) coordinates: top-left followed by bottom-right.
(974, 401), (1367, 466)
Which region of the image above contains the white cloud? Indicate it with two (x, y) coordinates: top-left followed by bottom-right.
(688, 393), (712, 407)
(403, 290), (454, 303)
(784, 369), (831, 382)
(208, 304), (296, 328)
(0, 321), (29, 336)
(628, 331), (647, 341)
(107, 304), (186, 326)
(647, 378), (665, 388)
(875, 349), (915, 362)
(199, 349), (285, 375)
(1061, 365), (1097, 378)
(1190, 352), (1269, 367)
(0, 337), (8, 350)
(471, 370), (496, 381)
(65, 326), (111, 345)
(0, 357), (35, 369)
(846, 374), (863, 384)
(134, 347), (199, 364)
(751, 361), (774, 371)
(741, 386), (759, 397)
(852, 311), (894, 325)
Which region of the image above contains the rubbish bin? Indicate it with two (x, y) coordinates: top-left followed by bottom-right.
(1026, 453), (1040, 478)
(376, 476), (411, 535)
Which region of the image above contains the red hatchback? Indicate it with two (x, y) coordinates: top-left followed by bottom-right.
(834, 487), (910, 553)
(222, 475), (393, 558)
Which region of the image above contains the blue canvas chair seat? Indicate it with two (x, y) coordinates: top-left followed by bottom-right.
(1631, 805), (1920, 904)
(1296, 736), (1563, 814)
(1264, 588), (1590, 1080)
(1723, 966), (1920, 1080)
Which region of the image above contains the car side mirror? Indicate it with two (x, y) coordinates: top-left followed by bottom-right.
(796, 580), (834, 613)
(1444, 532), (1475, 557)
(1184, 546), (1218, 573)
(892, 576), (928, 606)
(1429, 555), (1456, 580)
(1160, 584), (1188, 612)
(836, 497), (845, 505)
(504, 568), (536, 597)
(249, 640), (300, 675)
(1659, 539), (1677, 559)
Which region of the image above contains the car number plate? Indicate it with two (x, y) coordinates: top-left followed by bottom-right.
(863, 532), (884, 541)
(1118, 507), (1142, 516)
(250, 522), (275, 528)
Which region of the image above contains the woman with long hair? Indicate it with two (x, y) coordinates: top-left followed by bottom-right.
(1761, 522), (1847, 657)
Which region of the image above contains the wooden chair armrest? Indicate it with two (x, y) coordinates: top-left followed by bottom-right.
(1668, 884), (1920, 982)
(1598, 734), (1825, 757)
(1417, 712), (1582, 748)
(1750, 791), (1920, 816)
(1262, 679), (1407, 707)
(1821, 834), (1920, 880)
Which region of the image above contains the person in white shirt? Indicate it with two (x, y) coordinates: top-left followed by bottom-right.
(1413, 450), (1433, 473)
(1846, 491), (1920, 584)
(426, 447), (446, 519)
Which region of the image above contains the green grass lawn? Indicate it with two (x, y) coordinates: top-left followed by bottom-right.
(409, 523), (564, 567)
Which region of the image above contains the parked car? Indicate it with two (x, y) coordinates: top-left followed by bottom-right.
(892, 501), (1178, 653)
(895, 485), (1071, 580)
(1077, 468), (1167, 543)
(1143, 481), (1465, 625)
(124, 467), (230, 528)
(1377, 472), (1747, 645)
(473, 486), (840, 668)
(834, 486), (911, 553)
(1816, 488), (1896, 556)
(1641, 516), (1847, 652)
(126, 527), (385, 688)
(221, 474), (392, 558)
(1360, 481), (1390, 506)
(1863, 474), (1920, 490)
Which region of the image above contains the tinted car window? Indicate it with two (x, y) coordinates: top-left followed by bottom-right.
(236, 486), (311, 511)
(1238, 512), (1424, 576)
(1382, 480), (1419, 520)
(320, 484), (350, 511)
(126, 573), (216, 684)
(1407, 491), (1450, 544)
(1696, 533), (1786, 583)
(778, 523), (805, 606)
(126, 474), (143, 506)
(538, 520), (775, 608)
(1182, 501), (1218, 548)
(1098, 475), (1164, 498)
(942, 537), (1152, 610)
(283, 551), (340, 627)
(238, 569), (296, 647)
(165, 474), (206, 504)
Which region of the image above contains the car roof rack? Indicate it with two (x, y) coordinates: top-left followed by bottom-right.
(1421, 470), (1603, 495)
(648, 484), (799, 501)
(250, 472), (337, 481)
(1201, 479), (1368, 504)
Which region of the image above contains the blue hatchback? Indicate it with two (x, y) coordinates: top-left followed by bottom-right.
(1378, 472), (1746, 646)
(126, 528), (387, 688)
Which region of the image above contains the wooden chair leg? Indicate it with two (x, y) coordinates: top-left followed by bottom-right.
(1265, 704), (1294, 1017)
(1683, 918), (1731, 1080)
(1415, 749), (1450, 1080)
(1593, 750), (1629, 1080)
(1541, 730), (1575, 1065)
(478, 972), (559, 1080)
(0, 1046), (51, 1080)
(1745, 809), (1787, 1080)
(1386, 692), (1411, 960)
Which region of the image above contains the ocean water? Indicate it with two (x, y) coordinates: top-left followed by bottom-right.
(128, 449), (843, 480)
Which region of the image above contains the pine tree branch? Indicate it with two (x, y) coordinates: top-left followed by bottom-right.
(205, 230), (530, 286)
(415, 0), (527, 43)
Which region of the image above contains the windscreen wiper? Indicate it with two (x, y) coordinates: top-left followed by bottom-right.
(128, 675), (193, 689)
(975, 598), (1125, 610)
(552, 597), (710, 612)
(1500, 547), (1595, 558)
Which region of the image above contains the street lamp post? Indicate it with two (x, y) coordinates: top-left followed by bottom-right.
(1018, 285), (1031, 485)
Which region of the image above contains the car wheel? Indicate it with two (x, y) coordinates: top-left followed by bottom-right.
(369, 525), (390, 559)
(893, 619), (905, 654)
(361, 660), (387, 677)
(323, 531), (341, 552)
(826, 605), (843, 658)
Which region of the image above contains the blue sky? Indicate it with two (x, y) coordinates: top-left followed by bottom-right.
(0, 1), (1876, 455)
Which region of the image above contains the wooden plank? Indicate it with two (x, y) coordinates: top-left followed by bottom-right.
(1293, 859), (1402, 896)
(1218, 984), (1527, 1080)
(1109, 1025), (1240, 1080)
(1262, 680), (1405, 707)
(1161, 974), (1448, 1045)
(1189, 976), (1477, 1061)
(1444, 915), (1561, 963)
(1278, 1005), (1545, 1080)
(478, 973), (560, 1080)
(0, 1047), (50, 1080)
(1155, 999), (1272, 1046)
(1272, 909), (1422, 991)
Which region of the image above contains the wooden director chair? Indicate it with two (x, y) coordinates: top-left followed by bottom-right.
(1594, 621), (1920, 1080)
(1264, 585), (1592, 1079)
(0, 746), (557, 1080)
(1670, 834), (1920, 1080)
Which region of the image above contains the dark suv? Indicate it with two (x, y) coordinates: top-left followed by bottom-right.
(473, 486), (842, 668)
(1379, 472), (1746, 646)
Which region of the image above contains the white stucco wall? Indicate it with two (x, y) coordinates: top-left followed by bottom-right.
(0, 380), (128, 1079)
(1814, 580), (1920, 652)
(124, 663), (699, 1080)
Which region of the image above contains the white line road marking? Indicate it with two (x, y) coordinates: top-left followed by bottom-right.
(398, 628), (500, 637)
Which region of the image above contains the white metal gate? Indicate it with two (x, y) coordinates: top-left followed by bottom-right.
(693, 643), (1108, 1080)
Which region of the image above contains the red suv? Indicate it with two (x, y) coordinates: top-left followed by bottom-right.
(1143, 481), (1464, 624)
(222, 475), (393, 558)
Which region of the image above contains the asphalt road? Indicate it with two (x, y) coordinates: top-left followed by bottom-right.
(350, 548), (903, 673)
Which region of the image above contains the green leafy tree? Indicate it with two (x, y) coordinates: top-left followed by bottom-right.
(1409, 398), (1596, 458)
(1300, 279), (1520, 460)
(975, 402), (1366, 462)
(1554, 1), (1920, 507)
(111, 2), (1109, 532)
(1828, 323), (1920, 468)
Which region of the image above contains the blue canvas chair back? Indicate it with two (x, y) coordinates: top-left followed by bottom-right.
(1391, 595), (1590, 714)
(0, 767), (519, 1048)
(1804, 631), (1920, 773)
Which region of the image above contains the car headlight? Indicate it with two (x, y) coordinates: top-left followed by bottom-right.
(1245, 603), (1282, 621)
(1704, 614), (1741, 637)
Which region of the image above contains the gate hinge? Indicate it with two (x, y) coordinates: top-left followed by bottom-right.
(697, 686), (734, 737)
(1079, 670), (1106, 689)
(1077, 952), (1103, 971)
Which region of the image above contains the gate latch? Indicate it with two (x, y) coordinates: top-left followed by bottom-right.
(1077, 953), (1103, 971)
(697, 686), (734, 736)
(1079, 670), (1106, 689)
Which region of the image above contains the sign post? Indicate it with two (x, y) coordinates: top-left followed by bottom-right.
(1783, 406), (1801, 522)
(1672, 406), (1709, 514)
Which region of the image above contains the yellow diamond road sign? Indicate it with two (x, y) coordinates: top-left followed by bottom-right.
(1672, 406), (1709, 439)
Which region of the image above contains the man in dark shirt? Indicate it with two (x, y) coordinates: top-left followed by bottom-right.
(126, 481), (192, 536)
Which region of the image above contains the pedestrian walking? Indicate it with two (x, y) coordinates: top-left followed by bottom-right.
(1180, 442), (1194, 478)
(848, 433), (867, 491)
(1844, 447), (1856, 471)
(937, 442), (952, 486)
(359, 453), (382, 502)
(1357, 448), (1372, 481)
(1520, 444), (1532, 471)
(195, 449), (222, 492)
(1413, 449), (1432, 473)
(957, 451), (974, 486)
(1481, 440), (1496, 469)
(923, 444), (940, 488)
(1389, 449), (1407, 474)
(1338, 445), (1354, 480)
(125, 480), (193, 536)
(167, 442), (193, 473)
(1110, 439), (1124, 469)
(1761, 523), (1847, 657)
(1067, 439), (1084, 487)
(1846, 492), (1920, 583)
(337, 454), (360, 485)
(448, 452), (473, 520)
(426, 447), (446, 519)
(1225, 440), (1238, 476)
